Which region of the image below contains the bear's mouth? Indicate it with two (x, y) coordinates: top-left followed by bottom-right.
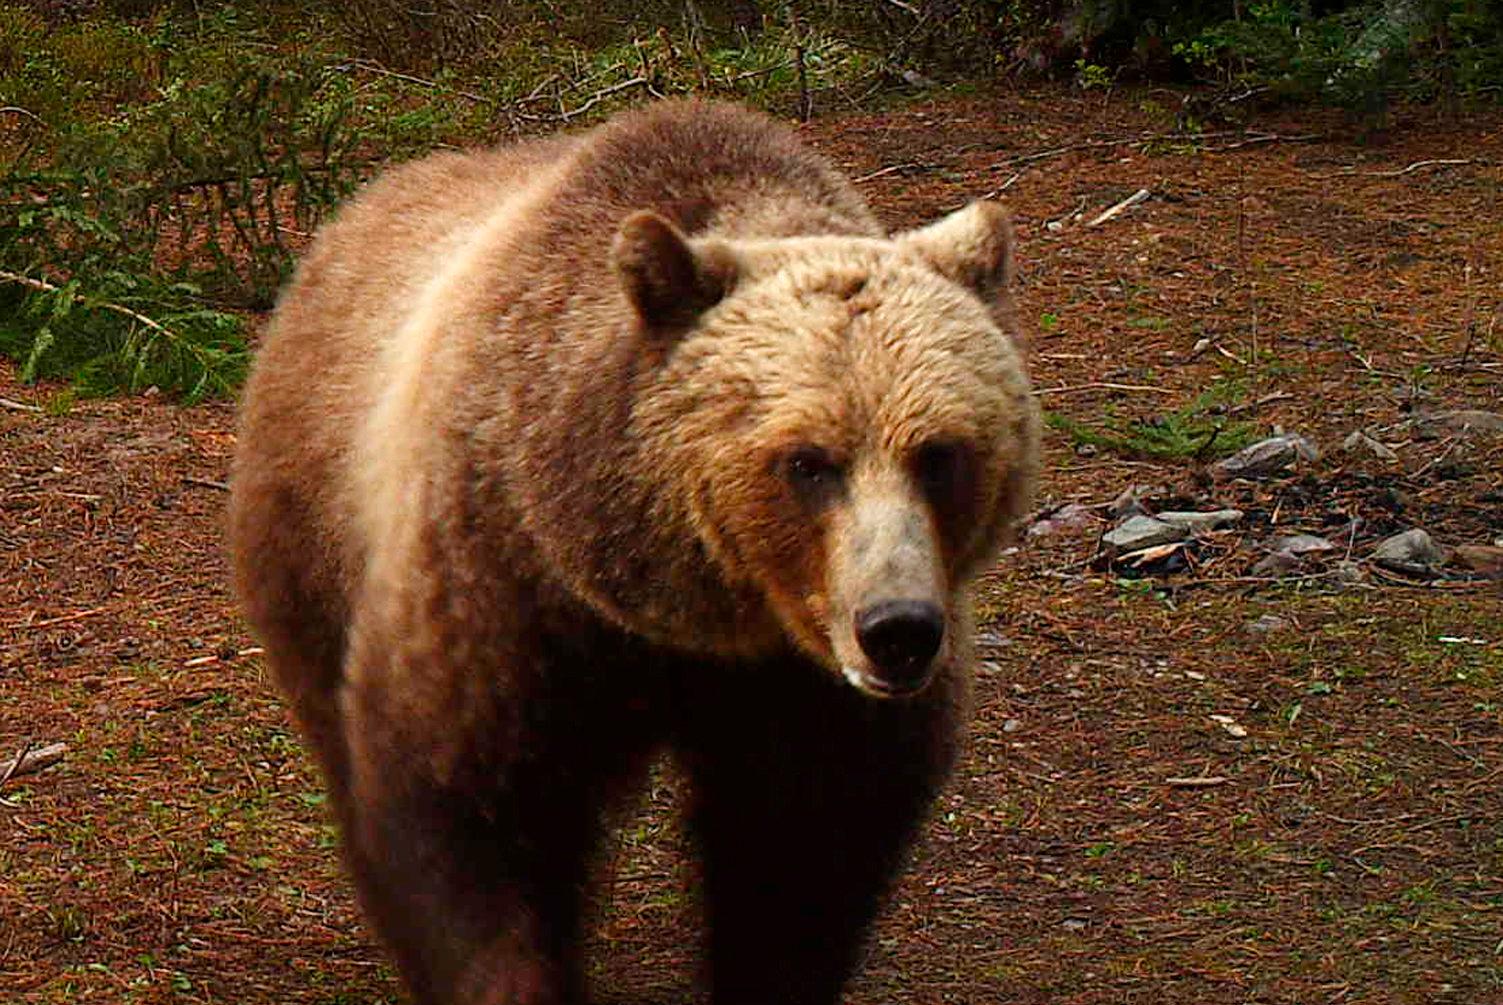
(840, 663), (931, 700)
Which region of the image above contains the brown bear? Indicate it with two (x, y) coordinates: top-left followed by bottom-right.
(228, 99), (1039, 1005)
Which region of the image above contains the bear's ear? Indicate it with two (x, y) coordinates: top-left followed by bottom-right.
(612, 211), (737, 330)
(897, 201), (1014, 301)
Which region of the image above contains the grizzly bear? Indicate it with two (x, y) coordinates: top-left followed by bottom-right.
(229, 100), (1039, 1005)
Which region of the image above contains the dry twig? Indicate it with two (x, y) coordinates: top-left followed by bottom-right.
(852, 162), (940, 184)
(1316, 158), (1479, 179)
(994, 129), (1320, 170)
(0, 742), (67, 787)
(3, 605), (113, 631)
(517, 77), (650, 123)
(0, 105), (45, 125)
(339, 60), (489, 103)
(1035, 382), (1177, 397)
(1087, 188), (1151, 227)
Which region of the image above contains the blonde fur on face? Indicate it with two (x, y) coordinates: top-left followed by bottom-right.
(632, 233), (1039, 687)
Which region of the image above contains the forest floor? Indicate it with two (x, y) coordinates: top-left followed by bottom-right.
(2, 84), (1501, 1004)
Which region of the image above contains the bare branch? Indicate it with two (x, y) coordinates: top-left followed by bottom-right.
(516, 77), (651, 124)
(0, 269), (182, 343)
(1165, 775), (1230, 788)
(338, 59), (489, 103)
(1315, 158), (1480, 180)
(0, 742), (67, 787)
(1087, 188), (1151, 227)
(1035, 382), (1178, 397)
(0, 105), (46, 126)
(852, 161), (940, 184)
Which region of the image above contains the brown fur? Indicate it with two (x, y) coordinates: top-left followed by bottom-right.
(229, 100), (1040, 1005)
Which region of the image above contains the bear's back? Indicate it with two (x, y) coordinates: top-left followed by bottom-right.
(231, 101), (886, 661)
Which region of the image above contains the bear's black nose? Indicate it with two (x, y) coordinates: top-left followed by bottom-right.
(855, 599), (945, 692)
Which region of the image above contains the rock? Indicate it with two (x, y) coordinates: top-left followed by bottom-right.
(1103, 510), (1242, 554)
(1251, 551), (1301, 577)
(1412, 409), (1503, 440)
(1342, 430), (1399, 462)
(1371, 528), (1448, 574)
(1103, 514), (1186, 551)
(975, 629), (1010, 650)
(1209, 714), (1248, 738)
(1157, 509), (1244, 532)
(1268, 533), (1337, 556)
(1453, 544), (1503, 580)
(1211, 434), (1320, 480)
(1027, 502), (1100, 538)
(1253, 533), (1339, 577)
(1246, 614), (1290, 634)
(1334, 560), (1366, 585)
(1003, 718), (1022, 733)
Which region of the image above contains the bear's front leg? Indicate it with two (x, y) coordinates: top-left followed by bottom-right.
(336, 640), (647, 1005)
(676, 657), (964, 1005)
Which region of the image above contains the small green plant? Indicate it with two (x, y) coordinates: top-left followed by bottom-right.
(1045, 381), (1258, 461)
(49, 904), (90, 943)
(42, 387), (76, 416)
(1073, 58), (1113, 90)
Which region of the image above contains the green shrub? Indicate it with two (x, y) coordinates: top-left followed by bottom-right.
(1175, 1), (1503, 108)
(0, 2), (885, 398)
(0, 11), (370, 398)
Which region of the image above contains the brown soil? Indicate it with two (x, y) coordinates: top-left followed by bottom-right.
(2, 84), (1500, 1005)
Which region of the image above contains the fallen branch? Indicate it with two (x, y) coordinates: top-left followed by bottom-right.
(853, 161), (940, 184)
(1316, 158), (1478, 180)
(1200, 132), (1320, 152)
(0, 396), (41, 413)
(1165, 775), (1229, 788)
(977, 171), (1023, 202)
(1226, 391), (1296, 415)
(181, 645), (264, 669)
(726, 59), (799, 84)
(0, 270), (182, 344)
(3, 605), (113, 631)
(0, 105), (45, 125)
(182, 475), (231, 492)
(994, 129), (1320, 170)
(0, 742), (67, 787)
(1087, 188), (1150, 227)
(338, 60), (489, 104)
(517, 77), (650, 124)
(1035, 382), (1177, 397)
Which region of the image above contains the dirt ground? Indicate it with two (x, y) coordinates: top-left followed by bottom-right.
(2, 85), (1500, 1004)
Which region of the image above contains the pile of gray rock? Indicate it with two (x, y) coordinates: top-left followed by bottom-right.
(1027, 417), (1503, 583)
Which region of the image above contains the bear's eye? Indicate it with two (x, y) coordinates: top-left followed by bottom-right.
(782, 445), (844, 506)
(912, 440), (974, 510)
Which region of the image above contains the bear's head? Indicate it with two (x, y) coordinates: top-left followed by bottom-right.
(618, 202), (1039, 699)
